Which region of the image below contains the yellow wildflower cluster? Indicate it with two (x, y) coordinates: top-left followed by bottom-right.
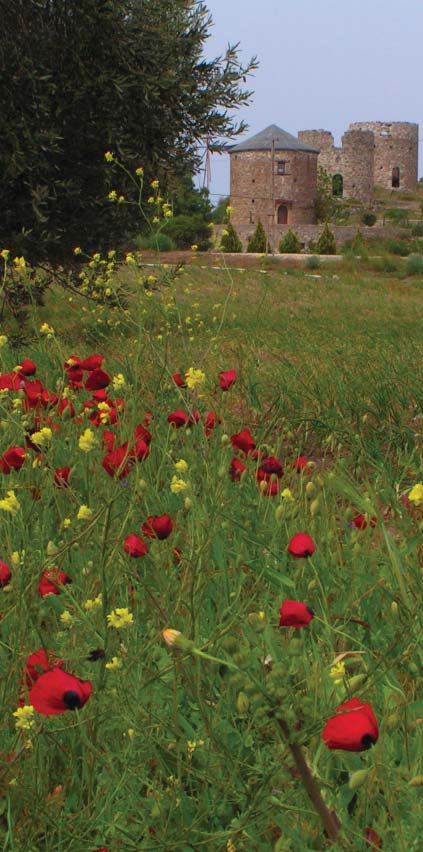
(187, 739), (205, 758)
(13, 256), (26, 269)
(60, 610), (74, 626)
(329, 661), (346, 684)
(112, 373), (126, 391)
(77, 505), (93, 521)
(13, 705), (35, 731)
(185, 367), (206, 390)
(0, 334), (8, 348)
(31, 427), (52, 447)
(104, 151), (114, 162)
(78, 428), (97, 453)
(84, 594), (102, 612)
(0, 491), (20, 515)
(0, 249), (10, 260)
(409, 483), (423, 506)
(107, 608), (134, 629)
(174, 459), (188, 473)
(40, 322), (54, 337)
(105, 656), (122, 670)
(170, 476), (189, 494)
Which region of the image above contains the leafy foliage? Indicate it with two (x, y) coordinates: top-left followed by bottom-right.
(164, 214), (213, 251)
(316, 223), (337, 255)
(361, 211), (377, 227)
(0, 0), (257, 260)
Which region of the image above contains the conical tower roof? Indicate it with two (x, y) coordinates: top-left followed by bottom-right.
(228, 124), (319, 153)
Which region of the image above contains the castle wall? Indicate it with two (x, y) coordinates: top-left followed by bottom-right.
(349, 121), (418, 192)
(298, 129), (374, 203)
(229, 148), (318, 231)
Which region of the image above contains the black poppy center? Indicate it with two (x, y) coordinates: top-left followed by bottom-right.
(306, 607), (315, 616)
(63, 690), (82, 710)
(361, 733), (375, 749)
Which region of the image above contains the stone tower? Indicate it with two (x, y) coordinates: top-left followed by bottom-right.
(349, 121), (418, 192)
(228, 124), (319, 234)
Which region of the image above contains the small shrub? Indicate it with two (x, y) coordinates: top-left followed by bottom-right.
(306, 255), (320, 270)
(369, 255), (400, 274)
(384, 207), (409, 226)
(164, 214), (212, 250)
(247, 219), (269, 253)
(361, 211), (377, 226)
(385, 239), (410, 257)
(278, 229), (302, 254)
(134, 233), (177, 252)
(220, 222), (243, 253)
(406, 254), (423, 276)
(411, 222), (423, 237)
(315, 223), (337, 255)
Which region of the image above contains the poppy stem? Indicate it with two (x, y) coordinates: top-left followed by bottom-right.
(275, 718), (341, 842)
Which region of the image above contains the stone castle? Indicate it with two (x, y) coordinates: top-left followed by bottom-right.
(228, 121), (419, 245)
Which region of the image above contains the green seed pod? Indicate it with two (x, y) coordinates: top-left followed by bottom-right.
(348, 768), (370, 791)
(310, 497), (320, 517)
(353, 542), (361, 556)
(46, 540), (59, 557)
(220, 433), (230, 445)
(275, 504), (285, 523)
(247, 612), (266, 632)
(391, 601), (399, 618)
(347, 674), (367, 690)
(236, 692), (250, 714)
(307, 579), (317, 592)
(305, 481), (316, 498)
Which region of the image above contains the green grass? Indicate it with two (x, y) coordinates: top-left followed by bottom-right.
(1, 259), (423, 851)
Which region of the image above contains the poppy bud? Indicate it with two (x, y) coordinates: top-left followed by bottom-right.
(275, 505), (284, 522)
(391, 601), (399, 618)
(347, 674), (368, 691)
(236, 692), (250, 714)
(305, 481), (316, 498)
(46, 541), (59, 557)
(310, 498), (320, 517)
(349, 768), (370, 790)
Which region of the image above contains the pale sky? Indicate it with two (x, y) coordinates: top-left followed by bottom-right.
(199, 0), (422, 200)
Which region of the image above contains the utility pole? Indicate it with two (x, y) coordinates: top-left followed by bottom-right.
(271, 137), (275, 253)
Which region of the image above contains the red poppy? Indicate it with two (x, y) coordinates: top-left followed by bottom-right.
(231, 428), (256, 455)
(134, 423), (152, 445)
(85, 368), (111, 391)
(54, 466), (70, 488)
(18, 359), (37, 376)
(219, 369), (237, 391)
(257, 470), (280, 496)
(22, 379), (47, 409)
(287, 532), (316, 558)
(80, 354), (104, 371)
(167, 409), (199, 429)
(38, 568), (72, 597)
(91, 848), (109, 852)
(142, 514), (173, 540)
(0, 371), (22, 391)
(56, 398), (75, 418)
(352, 514), (377, 530)
(25, 649), (63, 686)
(0, 446), (26, 474)
(172, 372), (187, 388)
(229, 458), (246, 482)
(322, 697), (379, 752)
(204, 410), (221, 437)
(365, 827), (383, 850)
(130, 439), (150, 462)
(279, 600), (314, 628)
(102, 443), (132, 479)
(259, 456), (283, 477)
(173, 547), (183, 564)
(0, 560), (12, 588)
(123, 534), (148, 558)
(102, 430), (116, 452)
(293, 456), (312, 475)
(30, 667), (92, 715)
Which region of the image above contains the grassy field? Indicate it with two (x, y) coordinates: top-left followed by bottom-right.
(1, 258), (423, 851)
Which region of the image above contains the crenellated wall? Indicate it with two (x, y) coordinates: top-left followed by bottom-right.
(349, 121), (418, 192)
(298, 129), (374, 203)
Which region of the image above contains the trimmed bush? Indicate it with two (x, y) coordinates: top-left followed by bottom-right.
(278, 229), (302, 254)
(247, 219), (269, 253)
(306, 255), (320, 270)
(411, 222), (423, 237)
(220, 222), (243, 253)
(406, 254), (423, 276)
(361, 211), (377, 227)
(315, 224), (337, 255)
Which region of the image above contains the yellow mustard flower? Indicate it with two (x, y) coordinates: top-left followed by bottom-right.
(170, 476), (188, 494)
(77, 505), (93, 521)
(31, 427), (52, 447)
(108, 190), (117, 201)
(191, 244), (198, 251)
(40, 322), (54, 336)
(73, 246), (82, 255)
(62, 518), (71, 529)
(0, 491), (20, 515)
(13, 256), (26, 269)
(13, 705), (35, 731)
(409, 483), (423, 506)
(78, 428), (97, 453)
(0, 335), (8, 348)
(84, 594), (102, 612)
(105, 656), (122, 670)
(174, 459), (188, 473)
(60, 610), (74, 626)
(107, 607), (134, 629)
(0, 249), (10, 260)
(185, 367), (206, 390)
(151, 179), (159, 190)
(112, 373), (126, 391)
(135, 166), (144, 176)
(329, 661), (346, 684)
(104, 151), (114, 162)
(281, 488), (295, 501)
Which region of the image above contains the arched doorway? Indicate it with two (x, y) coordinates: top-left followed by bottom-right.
(392, 167), (400, 188)
(332, 174), (343, 197)
(277, 204), (288, 224)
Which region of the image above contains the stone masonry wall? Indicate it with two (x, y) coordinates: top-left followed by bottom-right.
(298, 129), (374, 203)
(349, 121), (418, 192)
(229, 148), (318, 232)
